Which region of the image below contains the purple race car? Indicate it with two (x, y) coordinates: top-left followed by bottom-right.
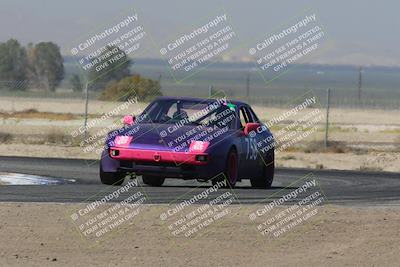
(100, 96), (275, 188)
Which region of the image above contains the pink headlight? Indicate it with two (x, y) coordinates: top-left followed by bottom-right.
(189, 141), (209, 153)
(114, 136), (133, 147)
(123, 115), (135, 126)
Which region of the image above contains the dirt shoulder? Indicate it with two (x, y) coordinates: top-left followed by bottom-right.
(1, 143), (399, 173)
(0, 203), (399, 267)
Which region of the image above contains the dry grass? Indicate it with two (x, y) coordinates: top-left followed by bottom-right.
(0, 132), (12, 143)
(359, 164), (383, 172)
(0, 129), (95, 147)
(382, 129), (400, 134)
(45, 131), (71, 144)
(394, 135), (400, 152)
(0, 109), (76, 120)
(302, 140), (347, 154)
(43, 131), (91, 146)
(281, 155), (296, 160)
(315, 163), (324, 169)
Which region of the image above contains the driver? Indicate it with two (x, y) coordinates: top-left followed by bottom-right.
(172, 110), (188, 121)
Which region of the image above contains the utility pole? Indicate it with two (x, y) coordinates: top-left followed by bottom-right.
(358, 66), (362, 100)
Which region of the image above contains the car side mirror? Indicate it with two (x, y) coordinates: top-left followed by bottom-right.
(243, 122), (260, 136)
(123, 115), (135, 126)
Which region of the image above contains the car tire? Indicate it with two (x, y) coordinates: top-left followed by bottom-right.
(212, 147), (238, 188)
(251, 150), (274, 189)
(100, 163), (125, 186)
(142, 175), (165, 187)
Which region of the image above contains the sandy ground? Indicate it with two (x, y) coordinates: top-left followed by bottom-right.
(1, 96), (399, 172)
(276, 151), (400, 172)
(0, 96), (399, 125)
(0, 97), (148, 116)
(1, 122), (400, 146)
(1, 97), (399, 148)
(0, 203), (399, 267)
(0, 143), (399, 172)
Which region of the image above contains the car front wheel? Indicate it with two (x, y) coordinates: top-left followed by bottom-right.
(212, 148), (238, 188)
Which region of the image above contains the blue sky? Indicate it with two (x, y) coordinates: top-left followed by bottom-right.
(1, 0), (399, 66)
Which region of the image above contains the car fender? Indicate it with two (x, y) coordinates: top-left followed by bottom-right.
(100, 149), (120, 172)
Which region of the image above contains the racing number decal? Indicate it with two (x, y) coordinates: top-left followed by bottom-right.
(245, 137), (258, 160)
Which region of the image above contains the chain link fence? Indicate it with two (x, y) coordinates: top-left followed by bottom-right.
(0, 64), (399, 151)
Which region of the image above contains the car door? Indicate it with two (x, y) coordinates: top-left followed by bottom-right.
(238, 105), (259, 178)
(247, 106), (273, 173)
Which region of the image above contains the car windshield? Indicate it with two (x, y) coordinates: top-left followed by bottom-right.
(138, 99), (236, 128)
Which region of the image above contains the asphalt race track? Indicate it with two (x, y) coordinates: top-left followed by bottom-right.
(0, 156), (399, 206)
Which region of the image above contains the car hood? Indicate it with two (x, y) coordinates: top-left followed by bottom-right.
(107, 123), (232, 152)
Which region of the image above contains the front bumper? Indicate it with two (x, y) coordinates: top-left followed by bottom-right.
(106, 147), (218, 179)
(109, 147), (208, 165)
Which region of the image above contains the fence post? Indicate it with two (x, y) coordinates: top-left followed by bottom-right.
(246, 71), (250, 98)
(83, 81), (89, 141)
(209, 85), (213, 97)
(324, 88), (331, 148)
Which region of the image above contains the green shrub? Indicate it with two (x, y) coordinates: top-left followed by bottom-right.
(98, 75), (162, 102)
